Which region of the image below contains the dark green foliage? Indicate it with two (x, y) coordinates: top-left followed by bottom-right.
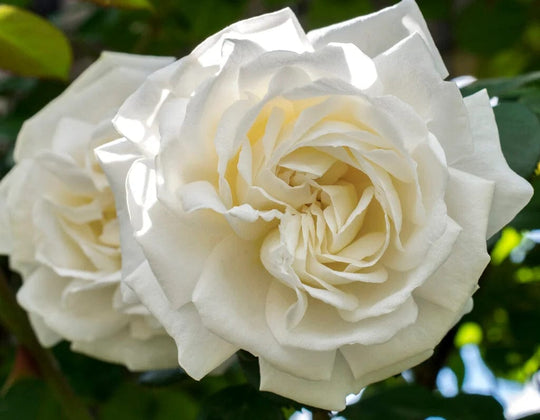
(341, 385), (505, 420)
(494, 102), (540, 179)
(0, 379), (64, 420)
(197, 385), (285, 420)
(455, 0), (527, 56)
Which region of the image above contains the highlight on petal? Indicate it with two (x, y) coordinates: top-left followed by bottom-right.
(307, 0), (447, 77)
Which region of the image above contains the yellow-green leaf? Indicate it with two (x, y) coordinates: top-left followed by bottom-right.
(86, 0), (154, 11)
(0, 5), (71, 80)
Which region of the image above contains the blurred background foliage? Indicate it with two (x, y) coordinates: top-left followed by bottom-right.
(0, 0), (539, 419)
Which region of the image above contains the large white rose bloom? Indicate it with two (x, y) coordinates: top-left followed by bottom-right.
(0, 52), (180, 370)
(97, 0), (532, 409)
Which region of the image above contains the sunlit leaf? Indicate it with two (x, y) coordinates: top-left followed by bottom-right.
(455, 322), (484, 347)
(87, 0), (154, 11)
(491, 228), (522, 265)
(0, 5), (71, 80)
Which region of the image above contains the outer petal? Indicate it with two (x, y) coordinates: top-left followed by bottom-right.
(340, 298), (451, 380)
(193, 234), (337, 381)
(72, 329), (179, 371)
(27, 312), (62, 347)
(307, 0), (447, 78)
(125, 158), (230, 308)
(416, 168), (494, 310)
(453, 90), (534, 238)
(15, 53), (175, 161)
(191, 8), (312, 66)
(124, 262), (238, 379)
(259, 352), (355, 411)
(17, 267), (127, 342)
(0, 166), (23, 254)
(374, 33), (473, 164)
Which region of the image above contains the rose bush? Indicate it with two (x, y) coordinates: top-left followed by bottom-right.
(97, 0), (532, 410)
(0, 52), (180, 370)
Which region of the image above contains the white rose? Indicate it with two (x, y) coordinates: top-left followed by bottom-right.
(97, 0), (532, 409)
(0, 52), (180, 370)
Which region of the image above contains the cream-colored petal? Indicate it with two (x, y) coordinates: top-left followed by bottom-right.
(192, 8), (311, 67)
(193, 234), (337, 381)
(125, 261), (238, 379)
(95, 138), (151, 282)
(72, 329), (178, 371)
(307, 0), (447, 77)
(416, 168), (493, 310)
(17, 267), (127, 342)
(266, 281), (418, 351)
(126, 158), (230, 308)
(259, 352), (355, 411)
(374, 33), (473, 165)
(340, 297), (453, 379)
(454, 90), (533, 238)
(15, 62), (171, 161)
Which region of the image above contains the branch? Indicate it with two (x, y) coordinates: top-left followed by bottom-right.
(0, 268), (93, 420)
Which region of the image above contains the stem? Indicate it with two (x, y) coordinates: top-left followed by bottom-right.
(0, 268), (93, 420)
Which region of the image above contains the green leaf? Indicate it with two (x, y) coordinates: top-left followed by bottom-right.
(52, 342), (125, 402)
(493, 102), (540, 179)
(460, 72), (540, 99)
(197, 385), (285, 420)
(237, 351), (260, 389)
(87, 0), (154, 11)
(517, 414), (540, 420)
(99, 383), (198, 420)
(519, 88), (540, 114)
(0, 5), (72, 80)
(341, 385), (504, 420)
(0, 379), (63, 420)
(510, 177), (540, 230)
(455, 0), (527, 55)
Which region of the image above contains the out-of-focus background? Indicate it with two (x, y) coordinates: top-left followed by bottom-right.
(0, 1), (539, 419)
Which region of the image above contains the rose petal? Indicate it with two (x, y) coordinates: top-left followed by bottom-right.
(259, 352), (355, 411)
(416, 168), (493, 310)
(340, 297), (453, 380)
(126, 158), (230, 308)
(27, 312), (62, 347)
(307, 0), (447, 77)
(266, 281), (418, 350)
(125, 261), (238, 379)
(455, 90), (534, 238)
(95, 138), (150, 282)
(374, 33), (473, 164)
(193, 234), (337, 381)
(15, 63), (172, 161)
(72, 329), (178, 371)
(192, 8), (312, 67)
(17, 267), (127, 342)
